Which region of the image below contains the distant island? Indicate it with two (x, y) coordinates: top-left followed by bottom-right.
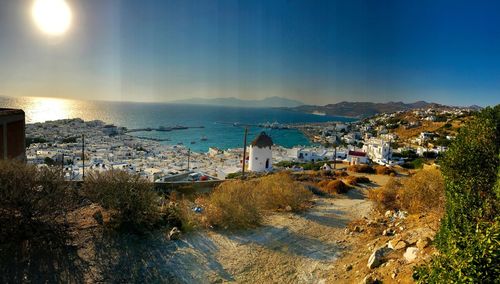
(285, 101), (482, 118)
(170, 96), (304, 108)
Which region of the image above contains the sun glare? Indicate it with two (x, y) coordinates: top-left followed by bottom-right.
(31, 0), (72, 36)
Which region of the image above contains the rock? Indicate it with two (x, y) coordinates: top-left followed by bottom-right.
(285, 205), (292, 212)
(345, 228), (350, 234)
(168, 227), (181, 240)
(388, 238), (407, 250)
(385, 210), (393, 218)
(416, 237), (431, 249)
(361, 274), (378, 284)
(391, 272), (397, 279)
(353, 225), (362, 232)
(344, 264), (353, 271)
(382, 228), (395, 236)
(404, 247), (419, 262)
(367, 246), (392, 269)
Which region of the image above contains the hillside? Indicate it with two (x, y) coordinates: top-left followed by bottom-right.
(288, 101), (447, 118)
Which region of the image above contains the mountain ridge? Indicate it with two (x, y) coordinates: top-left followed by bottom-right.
(170, 96), (304, 108)
(286, 101), (478, 118)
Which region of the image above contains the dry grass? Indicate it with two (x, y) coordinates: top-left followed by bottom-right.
(368, 177), (402, 212)
(203, 173), (312, 229)
(255, 173), (313, 212)
(348, 164), (375, 174)
(399, 168), (444, 214)
(344, 175), (371, 186)
(319, 180), (350, 194)
(368, 169), (445, 214)
(374, 165), (396, 175)
(204, 180), (262, 229)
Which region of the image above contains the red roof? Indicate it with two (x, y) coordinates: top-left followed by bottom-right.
(348, 151), (367, 157)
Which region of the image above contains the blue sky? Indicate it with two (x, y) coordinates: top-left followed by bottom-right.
(0, 0), (499, 106)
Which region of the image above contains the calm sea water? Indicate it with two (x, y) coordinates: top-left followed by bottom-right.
(0, 96), (355, 152)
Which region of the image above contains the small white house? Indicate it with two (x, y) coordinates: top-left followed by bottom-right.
(346, 150), (368, 165)
(248, 132), (273, 172)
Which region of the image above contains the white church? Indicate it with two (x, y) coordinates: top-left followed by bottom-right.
(248, 132), (273, 172)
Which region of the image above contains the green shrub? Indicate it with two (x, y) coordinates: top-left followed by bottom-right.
(82, 171), (162, 232)
(415, 105), (500, 283)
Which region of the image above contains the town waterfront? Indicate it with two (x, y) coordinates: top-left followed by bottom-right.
(0, 96), (355, 152)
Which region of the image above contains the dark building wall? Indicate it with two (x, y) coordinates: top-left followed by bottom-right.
(0, 124), (4, 159)
(0, 109), (26, 161)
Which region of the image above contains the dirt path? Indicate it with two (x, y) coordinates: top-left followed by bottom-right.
(161, 186), (374, 283)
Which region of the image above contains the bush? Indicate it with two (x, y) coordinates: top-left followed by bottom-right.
(415, 105), (500, 283)
(82, 171), (162, 232)
(399, 169), (445, 214)
(254, 173), (312, 212)
(204, 173), (312, 229)
(348, 164), (375, 174)
(0, 161), (75, 223)
(369, 169), (445, 214)
(375, 165), (396, 175)
(204, 180), (262, 229)
(368, 177), (402, 212)
(345, 175), (370, 186)
(401, 158), (425, 169)
(320, 180), (350, 194)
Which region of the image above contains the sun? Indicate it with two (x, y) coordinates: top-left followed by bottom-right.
(31, 0), (72, 36)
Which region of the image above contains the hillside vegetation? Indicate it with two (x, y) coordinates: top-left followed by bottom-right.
(414, 105), (500, 282)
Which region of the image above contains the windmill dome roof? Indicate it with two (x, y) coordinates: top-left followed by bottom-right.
(251, 132), (273, 148)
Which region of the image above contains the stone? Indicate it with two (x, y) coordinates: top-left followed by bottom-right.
(388, 238), (407, 250)
(344, 264), (353, 271)
(382, 228), (395, 236)
(285, 205), (292, 212)
(367, 246), (392, 269)
(361, 274), (378, 284)
(384, 210), (393, 218)
(404, 247), (419, 262)
(168, 227), (181, 240)
(353, 225), (362, 232)
(416, 237), (431, 249)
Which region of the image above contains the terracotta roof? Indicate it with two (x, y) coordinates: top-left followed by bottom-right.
(251, 132), (273, 148)
(348, 150), (367, 157)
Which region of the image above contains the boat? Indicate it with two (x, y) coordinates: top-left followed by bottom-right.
(201, 136), (208, 141)
(190, 141), (196, 144)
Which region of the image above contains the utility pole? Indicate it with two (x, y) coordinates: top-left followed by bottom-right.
(333, 142), (337, 170)
(187, 148), (191, 171)
(241, 127), (248, 177)
(82, 134), (85, 181)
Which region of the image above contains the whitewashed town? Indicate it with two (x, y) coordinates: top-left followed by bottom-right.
(25, 105), (473, 182)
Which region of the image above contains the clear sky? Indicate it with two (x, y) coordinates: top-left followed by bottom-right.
(0, 0), (499, 106)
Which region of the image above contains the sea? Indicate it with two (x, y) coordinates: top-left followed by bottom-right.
(0, 96), (355, 152)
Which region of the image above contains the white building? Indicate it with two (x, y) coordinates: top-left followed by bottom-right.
(363, 138), (392, 164)
(248, 132), (273, 172)
(346, 150), (368, 165)
(289, 147), (327, 162)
